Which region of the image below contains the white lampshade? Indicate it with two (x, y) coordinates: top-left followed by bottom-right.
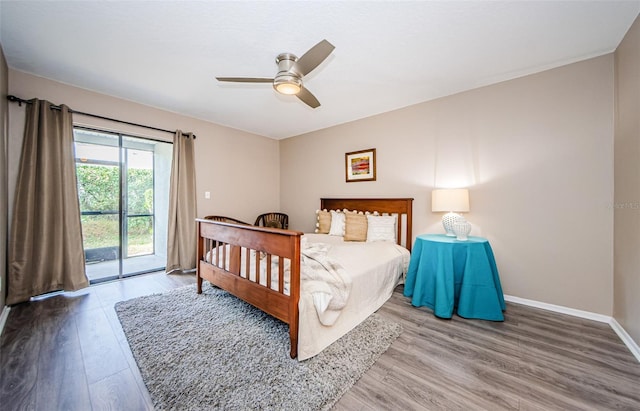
(431, 189), (470, 212)
(432, 188), (470, 236)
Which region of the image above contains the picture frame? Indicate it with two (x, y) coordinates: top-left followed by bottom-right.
(345, 148), (376, 182)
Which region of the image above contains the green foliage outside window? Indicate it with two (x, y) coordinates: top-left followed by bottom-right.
(77, 164), (154, 254)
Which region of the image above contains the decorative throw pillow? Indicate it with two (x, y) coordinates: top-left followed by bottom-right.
(328, 210), (346, 236)
(344, 212), (368, 242)
(366, 214), (397, 243)
(315, 209), (331, 234)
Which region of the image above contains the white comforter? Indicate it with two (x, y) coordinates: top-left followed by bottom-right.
(297, 234), (409, 360)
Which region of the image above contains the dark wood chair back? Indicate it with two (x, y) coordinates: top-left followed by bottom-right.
(254, 212), (289, 229)
(203, 215), (251, 225)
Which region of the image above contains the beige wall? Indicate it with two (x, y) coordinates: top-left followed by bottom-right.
(281, 55), (615, 315)
(0, 46), (8, 309)
(7, 70), (281, 225)
(614, 15), (640, 343)
(1, 25), (634, 345)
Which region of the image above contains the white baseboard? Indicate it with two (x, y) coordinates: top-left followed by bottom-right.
(504, 294), (639, 363)
(610, 318), (640, 362)
(504, 294), (612, 323)
(0, 305), (10, 337)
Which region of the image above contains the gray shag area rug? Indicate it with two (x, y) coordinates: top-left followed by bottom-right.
(115, 284), (402, 411)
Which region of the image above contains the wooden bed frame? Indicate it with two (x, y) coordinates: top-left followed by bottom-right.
(196, 198), (413, 358)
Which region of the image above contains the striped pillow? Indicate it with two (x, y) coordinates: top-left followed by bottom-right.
(328, 210), (346, 236)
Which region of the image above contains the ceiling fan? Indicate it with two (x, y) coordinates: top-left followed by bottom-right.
(216, 39), (335, 109)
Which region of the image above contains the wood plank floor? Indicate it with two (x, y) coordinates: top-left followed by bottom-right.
(1, 272), (638, 410)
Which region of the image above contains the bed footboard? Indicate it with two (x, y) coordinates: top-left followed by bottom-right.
(196, 219), (304, 358)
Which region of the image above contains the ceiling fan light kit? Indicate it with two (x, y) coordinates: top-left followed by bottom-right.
(216, 40), (335, 108)
(274, 80), (301, 95)
(274, 74), (302, 96)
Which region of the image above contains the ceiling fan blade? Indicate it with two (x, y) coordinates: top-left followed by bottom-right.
(296, 87), (321, 109)
(295, 40), (335, 76)
(216, 77), (273, 83)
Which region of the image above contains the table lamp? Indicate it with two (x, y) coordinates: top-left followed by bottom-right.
(432, 188), (470, 236)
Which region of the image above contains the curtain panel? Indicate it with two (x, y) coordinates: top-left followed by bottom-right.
(8, 99), (88, 305)
(166, 130), (197, 273)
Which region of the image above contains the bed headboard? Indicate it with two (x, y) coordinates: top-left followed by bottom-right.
(320, 198), (414, 251)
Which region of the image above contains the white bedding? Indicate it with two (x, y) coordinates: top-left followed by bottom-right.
(205, 233), (410, 360)
(297, 234), (409, 360)
(300, 241), (351, 326)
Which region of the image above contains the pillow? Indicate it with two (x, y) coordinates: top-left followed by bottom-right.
(315, 209), (331, 234)
(366, 214), (397, 243)
(328, 210), (346, 236)
(344, 212), (368, 242)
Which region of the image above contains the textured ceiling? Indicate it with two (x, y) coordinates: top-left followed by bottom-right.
(1, 1), (639, 139)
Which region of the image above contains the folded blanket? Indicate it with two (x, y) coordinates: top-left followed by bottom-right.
(301, 242), (352, 326)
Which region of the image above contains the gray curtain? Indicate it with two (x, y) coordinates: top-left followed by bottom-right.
(166, 130), (196, 273)
(8, 99), (88, 305)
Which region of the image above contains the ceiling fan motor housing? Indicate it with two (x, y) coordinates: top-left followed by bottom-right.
(274, 53), (302, 95)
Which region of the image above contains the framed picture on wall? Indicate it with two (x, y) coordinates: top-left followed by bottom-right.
(345, 148), (376, 182)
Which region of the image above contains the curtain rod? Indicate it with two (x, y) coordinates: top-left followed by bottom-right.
(6, 95), (196, 139)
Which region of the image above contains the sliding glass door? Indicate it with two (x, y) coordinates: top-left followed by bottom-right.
(74, 128), (172, 283)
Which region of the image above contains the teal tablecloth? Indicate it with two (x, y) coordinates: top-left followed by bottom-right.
(404, 234), (506, 321)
